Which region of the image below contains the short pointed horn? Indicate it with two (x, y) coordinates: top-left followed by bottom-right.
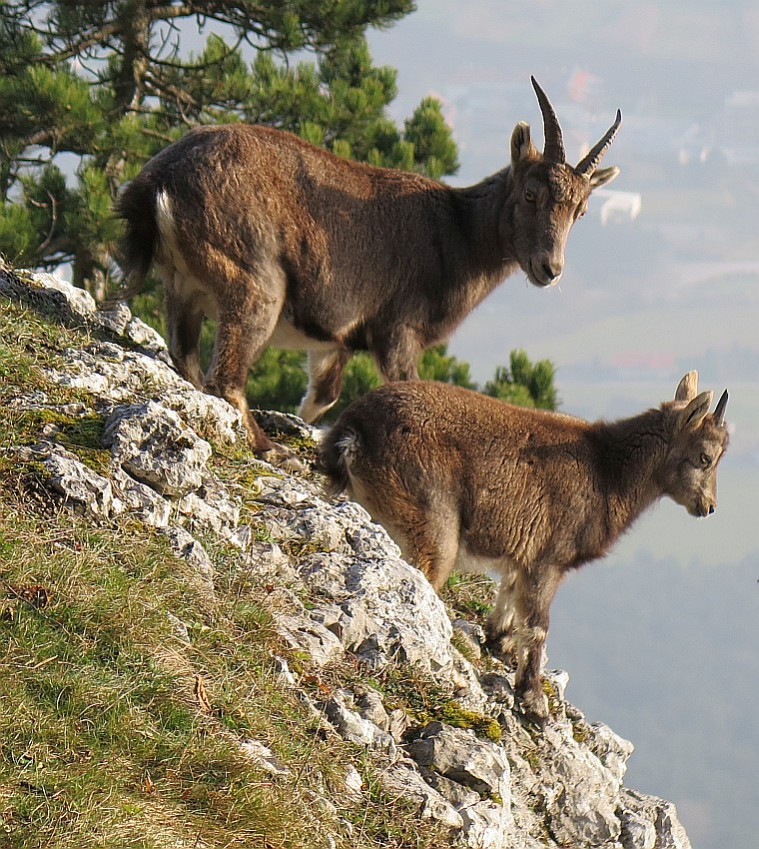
(675, 370), (698, 401)
(531, 76), (565, 164)
(576, 109), (622, 176)
(713, 389), (728, 426)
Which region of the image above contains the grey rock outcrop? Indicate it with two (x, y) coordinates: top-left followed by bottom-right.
(103, 401), (214, 497)
(0, 265), (693, 849)
(408, 720), (514, 846)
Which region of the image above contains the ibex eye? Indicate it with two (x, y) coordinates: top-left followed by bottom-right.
(700, 453), (712, 467)
(524, 189), (536, 202)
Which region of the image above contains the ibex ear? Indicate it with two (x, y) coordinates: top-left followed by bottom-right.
(511, 122), (539, 165)
(589, 166), (620, 190)
(675, 371), (699, 402)
(678, 390), (713, 432)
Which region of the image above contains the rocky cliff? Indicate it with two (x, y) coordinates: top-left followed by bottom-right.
(0, 264), (692, 849)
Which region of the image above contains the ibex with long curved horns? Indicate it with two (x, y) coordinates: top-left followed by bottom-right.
(116, 78), (621, 459)
(320, 372), (729, 723)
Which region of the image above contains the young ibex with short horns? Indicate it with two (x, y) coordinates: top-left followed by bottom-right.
(116, 78), (621, 459)
(319, 372), (729, 723)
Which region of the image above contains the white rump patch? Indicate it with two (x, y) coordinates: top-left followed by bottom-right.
(154, 190), (175, 247)
(153, 190), (188, 274)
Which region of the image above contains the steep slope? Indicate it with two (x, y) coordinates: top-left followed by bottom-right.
(0, 262), (692, 849)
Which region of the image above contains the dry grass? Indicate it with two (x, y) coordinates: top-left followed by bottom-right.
(0, 294), (454, 848)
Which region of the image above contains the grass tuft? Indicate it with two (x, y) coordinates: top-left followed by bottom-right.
(0, 291), (455, 848)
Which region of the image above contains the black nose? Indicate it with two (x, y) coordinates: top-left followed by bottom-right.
(708, 504), (715, 515)
(542, 261), (562, 282)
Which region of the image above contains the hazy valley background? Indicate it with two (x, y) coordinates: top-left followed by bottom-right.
(45, 1), (756, 844)
(363, 3), (759, 847)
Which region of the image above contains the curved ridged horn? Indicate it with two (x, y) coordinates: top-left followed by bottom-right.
(575, 109), (623, 176)
(713, 389), (729, 427)
(531, 76), (565, 164)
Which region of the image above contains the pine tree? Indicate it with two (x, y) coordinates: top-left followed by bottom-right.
(322, 344), (476, 420)
(240, 344), (477, 422)
(0, 0), (458, 294)
(482, 349), (559, 410)
(0, 1), (557, 420)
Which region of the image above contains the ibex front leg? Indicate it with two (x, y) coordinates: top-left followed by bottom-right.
(513, 567), (562, 725)
(299, 348), (352, 423)
(372, 324), (423, 382)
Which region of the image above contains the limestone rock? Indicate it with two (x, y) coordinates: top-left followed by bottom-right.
(240, 738), (291, 777)
(341, 764), (364, 803)
(321, 690), (398, 757)
(408, 721), (515, 848)
(380, 762), (464, 831)
(176, 478), (240, 538)
(354, 687), (390, 731)
(538, 722), (622, 845)
(18, 441), (114, 519)
(619, 789), (693, 849)
(587, 721), (635, 784)
(295, 507), (454, 674)
(407, 721), (511, 800)
(1, 267), (698, 849)
(103, 401), (213, 497)
(111, 465), (171, 527)
(278, 609), (345, 668)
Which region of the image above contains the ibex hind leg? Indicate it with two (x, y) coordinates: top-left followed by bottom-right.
(373, 324), (423, 382)
(485, 568), (519, 663)
(204, 274), (285, 457)
(393, 509), (461, 593)
(163, 268), (207, 390)
(351, 477), (459, 591)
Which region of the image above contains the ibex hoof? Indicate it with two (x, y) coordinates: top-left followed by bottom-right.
(483, 629), (517, 667)
(518, 687), (550, 728)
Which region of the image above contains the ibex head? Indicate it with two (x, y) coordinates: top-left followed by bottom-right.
(508, 76), (622, 288)
(662, 371), (729, 518)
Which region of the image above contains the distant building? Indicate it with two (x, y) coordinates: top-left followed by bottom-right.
(567, 68), (605, 113)
(592, 189), (642, 225)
